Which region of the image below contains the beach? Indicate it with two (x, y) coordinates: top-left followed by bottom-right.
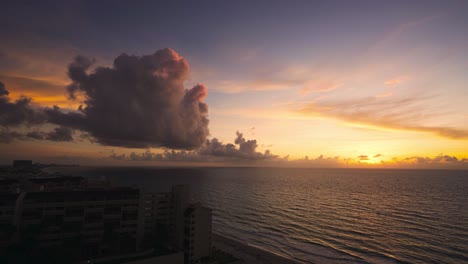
(212, 233), (302, 264)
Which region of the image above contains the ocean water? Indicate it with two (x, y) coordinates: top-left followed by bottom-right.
(56, 167), (468, 264)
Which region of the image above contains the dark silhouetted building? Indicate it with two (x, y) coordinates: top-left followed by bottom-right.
(0, 174), (213, 264)
(184, 203), (212, 264)
(12, 160), (33, 168)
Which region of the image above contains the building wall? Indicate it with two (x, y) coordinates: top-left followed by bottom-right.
(0, 193), (19, 251)
(184, 204), (212, 263)
(171, 185), (190, 250)
(15, 188), (140, 259)
(0, 178), (213, 264)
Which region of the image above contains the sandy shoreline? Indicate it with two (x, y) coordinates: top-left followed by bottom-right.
(212, 233), (303, 264)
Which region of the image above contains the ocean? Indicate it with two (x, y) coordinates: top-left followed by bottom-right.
(53, 166), (468, 264)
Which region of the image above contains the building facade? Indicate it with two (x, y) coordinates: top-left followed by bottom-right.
(0, 172), (212, 263)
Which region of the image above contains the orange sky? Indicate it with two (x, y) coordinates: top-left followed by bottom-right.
(1, 1), (467, 169)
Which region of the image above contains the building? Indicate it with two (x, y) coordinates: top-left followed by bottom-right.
(11, 187), (141, 261)
(140, 186), (213, 264)
(184, 204), (212, 264)
(140, 191), (173, 249)
(27, 176), (86, 191)
(0, 193), (19, 253)
(12, 160), (33, 168)
(0, 178), (20, 193)
(171, 185), (190, 250)
(0, 171), (213, 264)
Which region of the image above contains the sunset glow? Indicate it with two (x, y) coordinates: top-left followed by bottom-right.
(0, 1), (467, 169)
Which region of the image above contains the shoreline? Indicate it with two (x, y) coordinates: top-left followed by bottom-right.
(212, 233), (303, 264)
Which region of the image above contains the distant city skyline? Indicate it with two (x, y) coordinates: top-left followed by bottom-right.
(1, 1), (467, 168)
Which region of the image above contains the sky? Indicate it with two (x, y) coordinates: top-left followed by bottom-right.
(1, 0), (467, 168)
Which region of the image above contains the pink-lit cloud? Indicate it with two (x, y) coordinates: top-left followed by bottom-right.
(297, 95), (468, 140)
(299, 79), (341, 95)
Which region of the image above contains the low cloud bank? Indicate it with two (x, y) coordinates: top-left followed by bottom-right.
(110, 131), (278, 162)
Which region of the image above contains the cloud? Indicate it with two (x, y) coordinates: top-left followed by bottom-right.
(0, 129), (24, 143)
(384, 78), (403, 86)
(125, 149), (205, 162)
(212, 79), (299, 93)
(46, 126), (73, 142)
(0, 82), (75, 142)
(393, 155), (467, 168)
(56, 48), (209, 149)
(286, 155), (345, 168)
(208, 63), (342, 94)
(0, 75), (66, 97)
(0, 75), (72, 107)
(358, 155), (369, 161)
(375, 92), (392, 98)
(298, 95), (468, 139)
(110, 131), (277, 162)
(26, 131), (45, 140)
(0, 127), (73, 143)
(0, 86), (46, 127)
(0, 48), (210, 149)
(374, 154), (382, 158)
(299, 79), (341, 95)
(0, 81), (8, 96)
(199, 131), (277, 160)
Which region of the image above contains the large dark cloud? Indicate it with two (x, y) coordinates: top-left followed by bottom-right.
(54, 48), (209, 149)
(0, 48), (210, 149)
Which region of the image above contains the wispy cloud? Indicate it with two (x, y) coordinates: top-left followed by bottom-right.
(358, 155), (369, 161)
(384, 78), (404, 86)
(375, 92), (393, 98)
(297, 95), (468, 140)
(371, 14), (443, 51)
(212, 79), (300, 93)
(0, 74), (72, 107)
(206, 62), (343, 94)
(299, 79), (341, 95)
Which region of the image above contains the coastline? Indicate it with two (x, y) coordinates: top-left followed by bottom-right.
(212, 233), (303, 264)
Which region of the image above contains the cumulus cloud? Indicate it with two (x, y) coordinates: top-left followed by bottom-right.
(199, 131), (277, 160)
(110, 131), (277, 162)
(53, 48), (209, 149)
(0, 48), (210, 149)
